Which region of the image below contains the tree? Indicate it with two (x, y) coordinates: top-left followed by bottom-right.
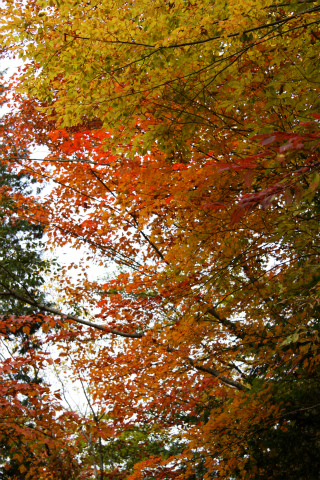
(0, 1), (320, 478)
(0, 78), (85, 480)
(0, 159), (50, 478)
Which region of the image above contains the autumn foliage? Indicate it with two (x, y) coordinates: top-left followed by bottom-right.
(0, 0), (320, 478)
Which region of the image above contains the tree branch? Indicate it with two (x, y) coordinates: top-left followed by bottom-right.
(0, 289), (144, 338)
(64, 4), (320, 50)
(207, 307), (245, 339)
(188, 358), (249, 392)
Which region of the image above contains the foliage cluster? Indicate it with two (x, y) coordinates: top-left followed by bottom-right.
(0, 0), (320, 478)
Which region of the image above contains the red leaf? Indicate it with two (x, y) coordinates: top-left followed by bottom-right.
(283, 189), (293, 205)
(244, 170), (254, 188)
(261, 135), (276, 146)
(230, 207), (246, 224)
(279, 143), (293, 153)
(201, 202), (226, 210)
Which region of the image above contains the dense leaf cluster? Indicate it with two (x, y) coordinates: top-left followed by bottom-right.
(0, 1), (320, 479)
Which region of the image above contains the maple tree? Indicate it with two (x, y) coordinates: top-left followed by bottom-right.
(0, 0), (320, 479)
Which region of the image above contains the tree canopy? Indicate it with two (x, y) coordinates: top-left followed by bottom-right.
(0, 0), (320, 478)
